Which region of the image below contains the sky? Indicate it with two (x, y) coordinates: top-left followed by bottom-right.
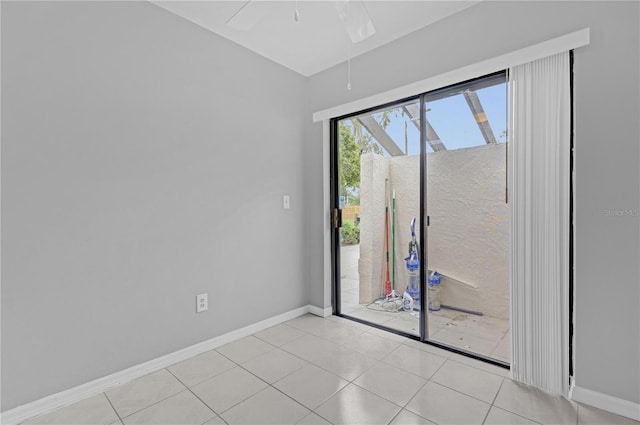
(348, 82), (508, 156)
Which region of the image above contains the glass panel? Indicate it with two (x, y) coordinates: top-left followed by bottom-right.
(337, 99), (422, 336)
(424, 76), (510, 363)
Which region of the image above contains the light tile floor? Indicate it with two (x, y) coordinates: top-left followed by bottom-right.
(21, 314), (638, 425)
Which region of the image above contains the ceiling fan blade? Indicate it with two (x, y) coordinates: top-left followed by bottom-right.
(334, 0), (376, 43)
(226, 0), (262, 31)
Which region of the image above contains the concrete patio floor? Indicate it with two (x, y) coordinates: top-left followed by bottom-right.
(339, 244), (510, 364)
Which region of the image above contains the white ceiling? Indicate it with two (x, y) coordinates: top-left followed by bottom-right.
(151, 1), (481, 76)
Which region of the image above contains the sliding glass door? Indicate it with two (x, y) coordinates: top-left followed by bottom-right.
(423, 74), (510, 363)
(332, 71), (509, 365)
(333, 98), (423, 336)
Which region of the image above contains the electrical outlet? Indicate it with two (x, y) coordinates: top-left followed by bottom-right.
(283, 195), (290, 209)
(196, 293), (208, 313)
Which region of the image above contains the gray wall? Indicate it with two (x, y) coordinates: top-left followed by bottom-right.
(308, 0), (639, 406)
(1, 1), (308, 411)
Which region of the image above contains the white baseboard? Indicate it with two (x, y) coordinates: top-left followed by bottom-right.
(1, 305), (315, 425)
(570, 385), (640, 421)
(308, 305), (332, 317)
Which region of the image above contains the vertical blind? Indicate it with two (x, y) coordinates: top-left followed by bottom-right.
(509, 51), (571, 396)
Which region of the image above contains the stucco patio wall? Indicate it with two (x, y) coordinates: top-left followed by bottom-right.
(359, 143), (509, 319)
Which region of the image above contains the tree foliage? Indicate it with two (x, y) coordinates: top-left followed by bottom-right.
(338, 114), (392, 202)
(338, 123), (360, 198)
(340, 219), (360, 245)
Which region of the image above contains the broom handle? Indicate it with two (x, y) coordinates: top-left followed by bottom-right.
(384, 180), (391, 296)
(392, 190), (396, 291)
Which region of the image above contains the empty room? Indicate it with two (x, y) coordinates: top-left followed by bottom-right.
(2, 1), (639, 424)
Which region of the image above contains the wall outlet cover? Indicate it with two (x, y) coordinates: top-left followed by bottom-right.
(196, 293), (208, 313)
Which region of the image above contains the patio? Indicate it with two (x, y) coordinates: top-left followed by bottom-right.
(340, 244), (510, 363)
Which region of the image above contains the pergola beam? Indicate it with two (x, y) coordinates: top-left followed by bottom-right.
(463, 90), (497, 144)
(402, 104), (447, 152)
(356, 115), (404, 157)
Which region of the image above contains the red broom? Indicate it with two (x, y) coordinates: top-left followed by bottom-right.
(384, 204), (392, 297)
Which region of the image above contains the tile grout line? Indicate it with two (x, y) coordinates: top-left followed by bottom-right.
(219, 352), (335, 425)
(350, 330), (484, 419)
(111, 370), (189, 422)
(490, 376), (506, 404)
(243, 355), (311, 387)
(480, 376), (506, 425)
(185, 363), (270, 418)
(337, 381), (408, 424)
(407, 382), (486, 424)
(428, 359), (505, 406)
(167, 360), (236, 389)
(164, 368), (225, 424)
(239, 321), (380, 420)
(275, 331), (386, 384)
(386, 409), (404, 425)
(425, 378), (495, 410)
(252, 322), (308, 347)
(262, 332), (351, 379)
(204, 340), (317, 423)
(102, 392), (123, 424)
(258, 379), (316, 421)
(286, 321), (371, 347)
(309, 408), (336, 425)
(397, 350), (451, 423)
(487, 378), (546, 425)
(279, 317), (349, 423)
(400, 378), (429, 411)
(309, 381), (353, 425)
